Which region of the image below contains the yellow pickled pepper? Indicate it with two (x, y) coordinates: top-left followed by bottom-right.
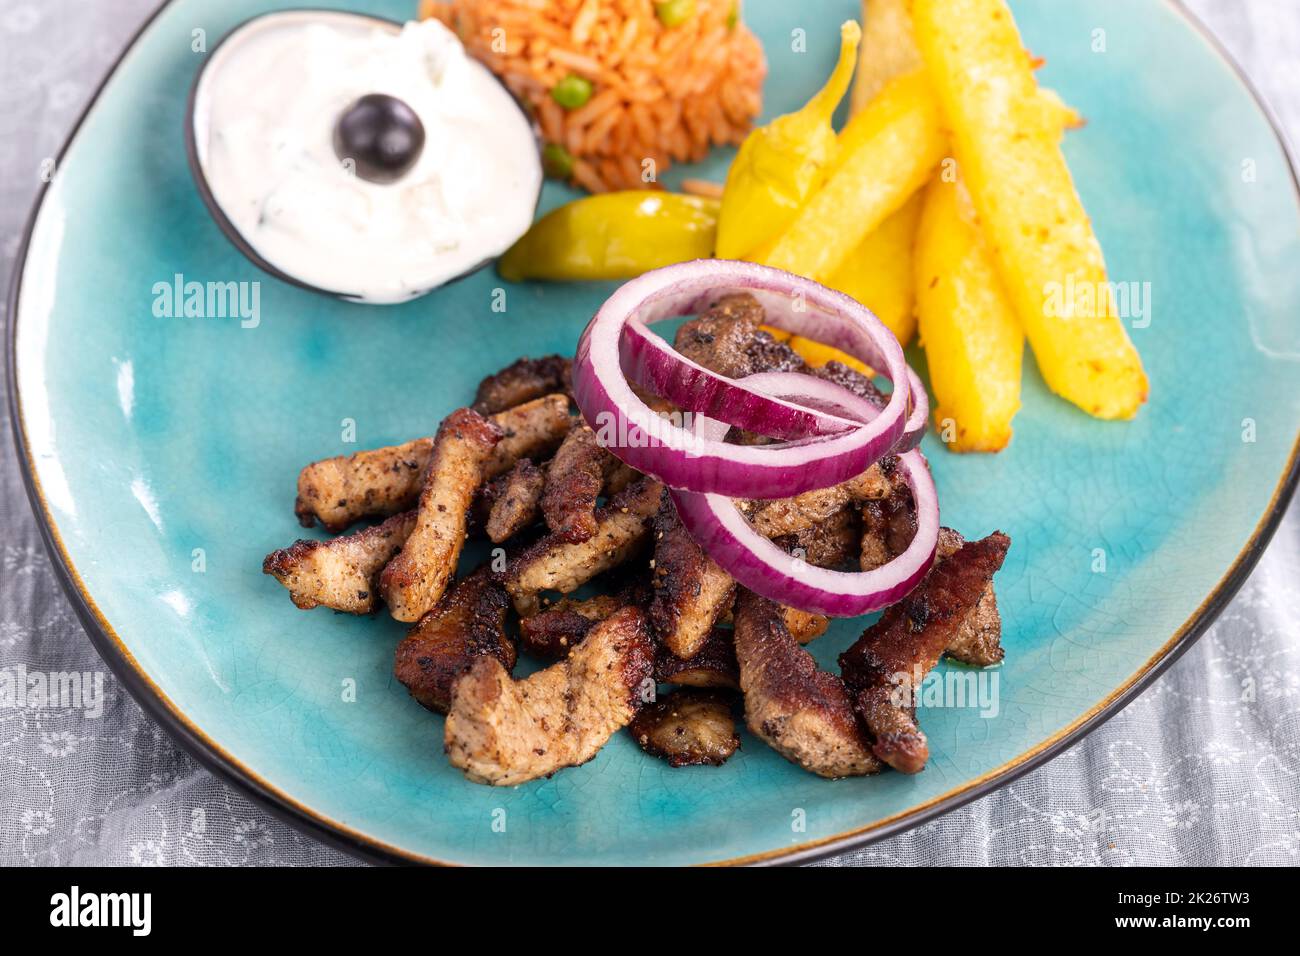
(497, 192), (719, 282)
(715, 21), (861, 261)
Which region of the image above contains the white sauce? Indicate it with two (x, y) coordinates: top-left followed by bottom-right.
(192, 14), (541, 303)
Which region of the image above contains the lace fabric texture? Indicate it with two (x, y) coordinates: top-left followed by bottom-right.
(1, 0), (1297, 866)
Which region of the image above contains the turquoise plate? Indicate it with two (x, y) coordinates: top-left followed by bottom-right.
(9, 0), (1300, 865)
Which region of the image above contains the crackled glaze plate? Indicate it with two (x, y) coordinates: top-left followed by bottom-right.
(9, 0), (1300, 864)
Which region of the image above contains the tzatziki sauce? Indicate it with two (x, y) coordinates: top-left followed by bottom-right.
(191, 14), (542, 303)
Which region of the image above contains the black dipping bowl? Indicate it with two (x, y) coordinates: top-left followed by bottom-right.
(184, 8), (543, 304)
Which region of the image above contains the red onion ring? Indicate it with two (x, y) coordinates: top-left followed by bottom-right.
(574, 260), (916, 497)
(571, 260), (940, 614)
(666, 371), (938, 616)
(670, 452), (938, 616)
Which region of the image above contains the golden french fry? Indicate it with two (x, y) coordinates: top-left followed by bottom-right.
(912, 0), (1147, 419)
(825, 191), (924, 346)
(760, 70), (946, 282)
(1038, 86), (1084, 135)
(915, 177), (1023, 452)
(851, 0), (923, 114)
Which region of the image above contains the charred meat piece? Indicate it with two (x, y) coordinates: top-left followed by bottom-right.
(672, 293), (772, 378)
(839, 532), (1010, 774)
(293, 395), (569, 532)
(745, 330), (807, 375)
(702, 606), (828, 645)
(541, 422), (614, 543)
(472, 355), (572, 415)
(603, 461), (641, 497)
(380, 409), (502, 622)
(860, 484), (918, 572)
(294, 438), (432, 533)
(862, 503), (1005, 667)
(774, 505), (862, 572)
(629, 689), (741, 767)
(484, 393), (572, 479)
(654, 627), (740, 689)
(263, 510), (416, 613)
(517, 593), (623, 660)
(650, 496), (736, 660)
(485, 459), (546, 543)
(445, 606), (654, 786)
(652, 597), (826, 677)
(747, 462), (896, 539)
(934, 528), (1005, 667)
(811, 359), (888, 410)
(944, 588), (1004, 667)
(851, 684), (927, 774)
(393, 568), (515, 714)
(733, 590), (880, 778)
(505, 478), (662, 616)
(673, 292), (808, 381)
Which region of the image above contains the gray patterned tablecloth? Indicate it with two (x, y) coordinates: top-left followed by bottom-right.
(2, 0), (1297, 867)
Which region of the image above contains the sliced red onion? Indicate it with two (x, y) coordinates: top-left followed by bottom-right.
(571, 261), (940, 614)
(898, 365), (929, 451)
(574, 260), (916, 497)
(665, 374), (938, 616)
(670, 449), (938, 616)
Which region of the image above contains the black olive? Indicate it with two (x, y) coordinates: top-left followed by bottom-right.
(333, 93), (426, 184)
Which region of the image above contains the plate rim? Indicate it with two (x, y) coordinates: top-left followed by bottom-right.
(6, 0), (1300, 867)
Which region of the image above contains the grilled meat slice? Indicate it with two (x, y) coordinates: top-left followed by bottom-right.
(629, 689), (741, 767)
(811, 359), (888, 410)
(604, 461), (641, 497)
(775, 506), (862, 572)
(672, 293), (773, 378)
(293, 394), (569, 532)
(745, 330), (807, 374)
(651, 609), (821, 689)
(654, 626), (740, 689)
(839, 531), (1011, 774)
(505, 478), (662, 616)
(747, 463), (896, 539)
(933, 528), (1005, 667)
(294, 438), (432, 533)
(672, 291), (810, 381)
(851, 684), (927, 774)
(861, 489), (1006, 667)
(445, 605), (654, 786)
(650, 496), (737, 659)
(263, 510), (416, 613)
(860, 485), (918, 571)
(944, 588), (1005, 667)
(733, 590), (880, 778)
(472, 355), (572, 415)
(484, 393), (572, 479)
(517, 593), (623, 660)
(485, 458), (546, 543)
(380, 409), (502, 622)
(540, 422), (614, 542)
(393, 568), (515, 714)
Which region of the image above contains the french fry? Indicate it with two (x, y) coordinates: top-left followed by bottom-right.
(912, 0), (1147, 419)
(1038, 86), (1084, 135)
(851, 0), (923, 114)
(915, 177), (1023, 452)
(760, 70), (946, 283)
(825, 190), (924, 346)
